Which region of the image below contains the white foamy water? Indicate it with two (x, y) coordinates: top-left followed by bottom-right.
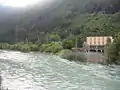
(0, 50), (120, 90)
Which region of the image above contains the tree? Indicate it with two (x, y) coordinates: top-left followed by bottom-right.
(106, 32), (120, 64)
(48, 34), (61, 42)
(40, 42), (63, 53)
(62, 39), (75, 49)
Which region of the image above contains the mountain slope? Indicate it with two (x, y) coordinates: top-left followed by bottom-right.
(0, 0), (120, 43)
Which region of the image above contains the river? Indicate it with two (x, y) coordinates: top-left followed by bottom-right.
(0, 50), (120, 90)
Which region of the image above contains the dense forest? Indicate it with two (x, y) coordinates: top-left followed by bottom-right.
(0, 0), (120, 63)
(0, 0), (120, 43)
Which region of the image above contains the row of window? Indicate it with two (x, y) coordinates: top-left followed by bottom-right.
(87, 37), (109, 45)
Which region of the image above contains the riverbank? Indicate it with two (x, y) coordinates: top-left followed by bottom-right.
(0, 43), (107, 64)
(0, 43), (40, 52)
(0, 42), (65, 53)
(0, 42), (79, 57)
(0, 42), (88, 63)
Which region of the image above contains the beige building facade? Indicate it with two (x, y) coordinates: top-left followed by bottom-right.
(86, 36), (113, 46)
(84, 36), (113, 52)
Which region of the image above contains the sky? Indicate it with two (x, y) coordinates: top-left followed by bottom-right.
(0, 0), (43, 7)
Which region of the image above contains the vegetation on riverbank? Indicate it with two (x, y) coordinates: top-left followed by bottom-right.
(0, 40), (75, 53)
(0, 41), (87, 62)
(0, 0), (120, 64)
(105, 32), (120, 64)
(0, 42), (39, 52)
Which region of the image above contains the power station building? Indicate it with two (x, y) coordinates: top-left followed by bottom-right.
(85, 36), (113, 52)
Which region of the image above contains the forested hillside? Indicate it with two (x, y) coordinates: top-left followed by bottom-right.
(0, 0), (120, 44)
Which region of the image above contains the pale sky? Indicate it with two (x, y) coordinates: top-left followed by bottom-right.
(0, 0), (43, 7)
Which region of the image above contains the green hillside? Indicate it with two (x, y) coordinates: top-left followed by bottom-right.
(0, 0), (120, 43)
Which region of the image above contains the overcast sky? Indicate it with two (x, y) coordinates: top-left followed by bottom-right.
(0, 0), (48, 7)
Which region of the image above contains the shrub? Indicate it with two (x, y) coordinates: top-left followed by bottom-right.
(105, 32), (120, 64)
(40, 44), (49, 52)
(62, 39), (75, 49)
(0, 43), (10, 49)
(40, 42), (63, 53)
(30, 44), (39, 51)
(20, 44), (31, 52)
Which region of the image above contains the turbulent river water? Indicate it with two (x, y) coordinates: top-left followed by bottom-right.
(0, 50), (120, 90)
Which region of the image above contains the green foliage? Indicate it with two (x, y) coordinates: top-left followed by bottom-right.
(0, 43), (10, 49)
(1, 0), (120, 64)
(20, 44), (31, 52)
(0, 0), (120, 44)
(106, 32), (120, 64)
(1, 4), (120, 44)
(1, 13), (120, 47)
(76, 35), (85, 47)
(0, 0), (120, 60)
(0, 42), (40, 52)
(40, 42), (63, 53)
(105, 44), (118, 64)
(40, 44), (49, 52)
(48, 34), (61, 42)
(62, 39), (75, 49)
(30, 44), (39, 51)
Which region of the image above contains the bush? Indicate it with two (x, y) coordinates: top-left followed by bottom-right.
(30, 44), (39, 51)
(105, 44), (117, 64)
(0, 42), (39, 52)
(48, 34), (61, 42)
(20, 44), (31, 52)
(40, 44), (49, 52)
(0, 43), (10, 49)
(62, 39), (75, 49)
(0, 42), (63, 53)
(40, 42), (63, 53)
(105, 32), (120, 64)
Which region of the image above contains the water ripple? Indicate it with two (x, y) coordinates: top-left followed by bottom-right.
(0, 50), (120, 90)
